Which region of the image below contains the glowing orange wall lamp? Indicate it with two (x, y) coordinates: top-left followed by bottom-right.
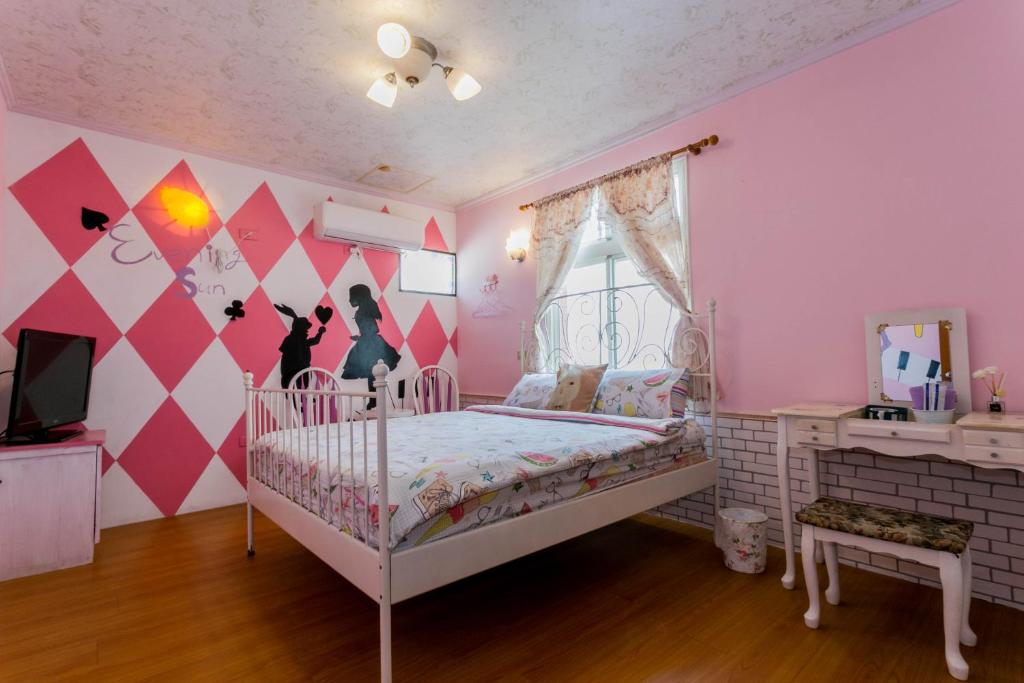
(159, 187), (211, 235)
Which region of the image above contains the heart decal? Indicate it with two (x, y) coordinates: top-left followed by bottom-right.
(314, 305), (333, 325)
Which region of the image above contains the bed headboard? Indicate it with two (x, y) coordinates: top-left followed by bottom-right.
(522, 284), (714, 378)
(521, 284), (718, 466)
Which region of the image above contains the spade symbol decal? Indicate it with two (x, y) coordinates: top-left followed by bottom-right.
(224, 299), (246, 321)
(81, 207), (110, 231)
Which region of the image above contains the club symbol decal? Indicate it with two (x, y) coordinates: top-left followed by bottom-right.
(224, 299), (246, 321)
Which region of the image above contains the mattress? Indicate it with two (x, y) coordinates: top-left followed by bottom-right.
(253, 405), (707, 550)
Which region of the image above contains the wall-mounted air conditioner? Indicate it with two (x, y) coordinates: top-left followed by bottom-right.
(313, 201), (423, 252)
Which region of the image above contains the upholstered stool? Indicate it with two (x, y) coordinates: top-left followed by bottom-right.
(796, 497), (977, 681)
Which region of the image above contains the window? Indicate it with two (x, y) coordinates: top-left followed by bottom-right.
(399, 249), (456, 296)
(544, 157), (688, 370)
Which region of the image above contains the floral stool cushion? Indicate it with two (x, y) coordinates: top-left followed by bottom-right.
(796, 497), (973, 555)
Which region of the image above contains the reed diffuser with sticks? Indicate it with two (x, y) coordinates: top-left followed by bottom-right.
(972, 366), (1007, 412)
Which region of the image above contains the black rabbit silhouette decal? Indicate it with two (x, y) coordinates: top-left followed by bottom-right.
(274, 303), (329, 389)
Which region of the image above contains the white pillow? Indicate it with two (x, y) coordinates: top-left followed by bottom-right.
(503, 373), (556, 409)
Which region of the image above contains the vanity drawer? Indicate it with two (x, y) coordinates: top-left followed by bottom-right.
(963, 430), (1024, 449)
(964, 445), (1024, 468)
(795, 419), (836, 434)
(846, 419), (952, 444)
(796, 430), (837, 448)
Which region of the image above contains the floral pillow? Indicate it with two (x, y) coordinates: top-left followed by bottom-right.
(592, 368), (689, 419)
(503, 373), (556, 409)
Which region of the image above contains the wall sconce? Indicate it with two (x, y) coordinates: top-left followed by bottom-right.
(160, 187), (210, 230)
(506, 230), (529, 262)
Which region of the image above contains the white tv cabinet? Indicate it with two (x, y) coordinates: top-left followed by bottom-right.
(0, 430), (104, 581)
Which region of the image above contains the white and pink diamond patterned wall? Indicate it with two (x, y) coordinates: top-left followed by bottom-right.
(0, 113), (457, 528)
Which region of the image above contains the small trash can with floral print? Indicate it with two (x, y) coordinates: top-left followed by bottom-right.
(717, 507), (768, 574)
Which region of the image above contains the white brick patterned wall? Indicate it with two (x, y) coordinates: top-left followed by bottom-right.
(461, 396), (1024, 611)
(654, 413), (1024, 612)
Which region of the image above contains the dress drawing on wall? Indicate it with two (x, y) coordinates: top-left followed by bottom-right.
(341, 284), (401, 408)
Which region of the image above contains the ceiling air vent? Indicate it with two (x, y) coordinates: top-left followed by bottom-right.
(357, 164), (433, 193)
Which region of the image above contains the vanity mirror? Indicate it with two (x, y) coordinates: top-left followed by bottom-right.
(864, 308), (972, 414)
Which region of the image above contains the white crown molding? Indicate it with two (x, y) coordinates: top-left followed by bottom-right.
(455, 0), (963, 212)
(2, 101), (456, 214)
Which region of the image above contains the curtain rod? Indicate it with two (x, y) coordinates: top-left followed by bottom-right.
(517, 134), (719, 212)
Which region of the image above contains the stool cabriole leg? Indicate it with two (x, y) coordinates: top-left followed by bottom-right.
(939, 552), (969, 681)
(801, 528), (821, 629)
(823, 541), (840, 606)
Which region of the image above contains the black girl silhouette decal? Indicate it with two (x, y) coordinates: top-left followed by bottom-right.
(341, 284), (400, 407)
(275, 303), (329, 388)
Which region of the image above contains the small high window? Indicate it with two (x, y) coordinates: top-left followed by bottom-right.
(399, 249), (457, 296)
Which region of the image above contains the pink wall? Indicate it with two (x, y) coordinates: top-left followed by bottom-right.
(456, 0), (1024, 414)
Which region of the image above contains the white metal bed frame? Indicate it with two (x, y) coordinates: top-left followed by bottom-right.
(243, 296), (719, 682)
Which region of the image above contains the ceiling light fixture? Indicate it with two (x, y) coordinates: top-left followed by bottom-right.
(442, 66), (482, 101)
(376, 23), (411, 59)
(366, 72), (398, 108)
(367, 22), (481, 107)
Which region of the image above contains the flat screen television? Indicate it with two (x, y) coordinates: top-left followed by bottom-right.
(5, 329), (96, 443)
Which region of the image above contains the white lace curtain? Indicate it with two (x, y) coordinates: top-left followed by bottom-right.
(527, 153), (711, 402)
(524, 185), (595, 372)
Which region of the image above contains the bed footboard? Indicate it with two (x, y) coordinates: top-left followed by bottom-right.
(243, 361), (393, 682)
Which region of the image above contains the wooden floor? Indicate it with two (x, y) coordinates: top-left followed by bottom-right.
(2, 508), (1023, 682)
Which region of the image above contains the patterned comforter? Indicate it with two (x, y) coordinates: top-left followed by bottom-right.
(254, 405), (707, 550)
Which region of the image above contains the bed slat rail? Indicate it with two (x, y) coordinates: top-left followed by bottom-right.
(243, 368), (389, 554)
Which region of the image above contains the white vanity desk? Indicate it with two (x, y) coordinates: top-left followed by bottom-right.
(772, 403), (1024, 589)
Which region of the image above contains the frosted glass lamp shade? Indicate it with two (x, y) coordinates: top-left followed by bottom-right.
(506, 229), (529, 261)
(445, 68), (482, 101)
(367, 73), (398, 108)
(377, 23), (411, 59)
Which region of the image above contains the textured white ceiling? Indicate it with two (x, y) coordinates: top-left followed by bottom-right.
(0, 0), (940, 207)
